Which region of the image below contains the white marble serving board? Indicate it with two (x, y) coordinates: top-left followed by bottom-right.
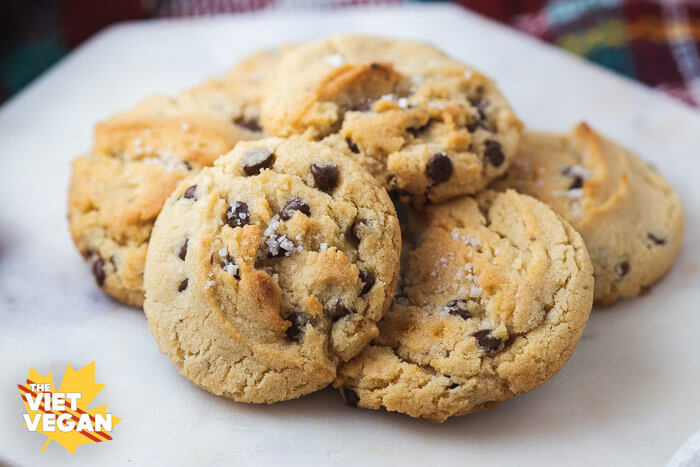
(0, 4), (698, 466)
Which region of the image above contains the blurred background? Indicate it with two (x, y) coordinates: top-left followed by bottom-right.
(0, 0), (698, 107)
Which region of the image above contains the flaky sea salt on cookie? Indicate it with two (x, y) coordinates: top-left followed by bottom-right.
(335, 190), (594, 422)
(261, 34), (522, 205)
(144, 138), (401, 403)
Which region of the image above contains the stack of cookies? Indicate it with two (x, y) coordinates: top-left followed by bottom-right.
(68, 35), (684, 422)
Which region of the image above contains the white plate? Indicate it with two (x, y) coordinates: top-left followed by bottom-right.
(0, 4), (698, 466)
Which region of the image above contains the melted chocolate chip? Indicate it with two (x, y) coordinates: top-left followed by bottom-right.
(183, 185), (197, 199)
(466, 120), (490, 132)
(468, 97), (489, 120)
(92, 258), (106, 287)
(406, 120), (431, 137)
(359, 270), (375, 296)
(242, 148), (274, 175)
(618, 261), (630, 277)
(472, 329), (502, 353)
(178, 239), (188, 260)
(426, 152), (453, 183)
(311, 163), (339, 192)
(285, 312), (305, 341)
(223, 255), (240, 280)
(343, 388), (359, 408)
(351, 98), (374, 112)
(227, 201), (251, 228)
(484, 140), (504, 167)
(266, 233), (296, 258)
(333, 301), (353, 321)
(178, 278), (188, 292)
(562, 166), (585, 189)
(448, 383), (459, 389)
(569, 175), (584, 190)
(648, 233), (666, 245)
(349, 219), (365, 246)
(234, 116), (262, 132)
(445, 299), (471, 319)
(346, 138), (360, 153)
(280, 198), (310, 221)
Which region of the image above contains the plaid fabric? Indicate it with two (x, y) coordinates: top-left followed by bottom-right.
(0, 0), (698, 106)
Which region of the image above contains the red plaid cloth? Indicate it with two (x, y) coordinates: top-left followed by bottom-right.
(1, 0), (699, 106)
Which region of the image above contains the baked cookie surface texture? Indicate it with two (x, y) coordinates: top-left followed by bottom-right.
(68, 49), (286, 306)
(335, 190), (594, 422)
(492, 123), (684, 305)
(261, 35), (523, 205)
(144, 138), (401, 403)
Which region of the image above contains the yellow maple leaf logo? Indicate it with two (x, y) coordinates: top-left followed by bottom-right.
(17, 362), (121, 454)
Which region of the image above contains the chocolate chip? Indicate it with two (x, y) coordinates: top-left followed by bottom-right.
(484, 140), (504, 167)
(406, 120), (431, 137)
(343, 388), (359, 407)
(222, 255), (240, 279)
(183, 185), (197, 199)
(569, 175), (584, 190)
(445, 299), (471, 319)
(349, 219), (365, 246)
(351, 98), (374, 112)
(648, 233), (666, 245)
(285, 312), (305, 341)
(466, 120), (490, 132)
(266, 233), (297, 258)
(178, 278), (188, 292)
(183, 161), (193, 171)
(426, 152), (453, 183)
(359, 270), (375, 296)
(242, 148), (274, 175)
(468, 97), (489, 120)
(333, 301), (352, 321)
(618, 261), (630, 277)
(227, 201), (251, 228)
(280, 198), (310, 221)
(562, 166), (584, 189)
(92, 258), (105, 287)
(448, 383), (459, 389)
(346, 138), (360, 153)
(178, 239), (188, 260)
(311, 163), (339, 192)
(234, 116), (262, 132)
(472, 329), (502, 353)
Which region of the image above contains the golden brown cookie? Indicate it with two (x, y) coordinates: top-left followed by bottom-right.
(143, 138), (401, 403)
(261, 34), (522, 205)
(68, 48), (287, 306)
(334, 190), (594, 422)
(492, 123), (684, 305)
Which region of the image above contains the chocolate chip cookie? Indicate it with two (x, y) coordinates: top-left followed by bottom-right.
(261, 35), (523, 205)
(492, 123), (684, 305)
(334, 190), (594, 422)
(143, 138), (401, 403)
(68, 49), (286, 306)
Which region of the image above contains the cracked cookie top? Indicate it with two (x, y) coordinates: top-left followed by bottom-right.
(260, 35), (523, 205)
(491, 123), (684, 305)
(143, 138), (401, 403)
(68, 48), (287, 306)
(334, 190), (593, 422)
